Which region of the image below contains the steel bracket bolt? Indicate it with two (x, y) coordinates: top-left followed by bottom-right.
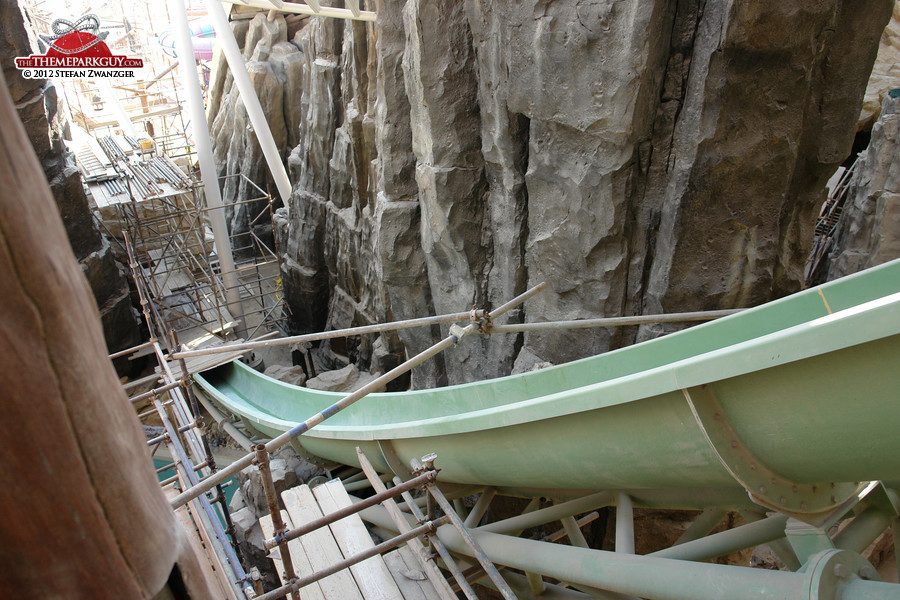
(421, 453), (438, 470)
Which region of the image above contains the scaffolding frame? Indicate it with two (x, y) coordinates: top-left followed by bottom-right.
(113, 172), (288, 346)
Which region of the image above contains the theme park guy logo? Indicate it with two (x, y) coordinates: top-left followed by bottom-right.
(15, 14), (143, 79)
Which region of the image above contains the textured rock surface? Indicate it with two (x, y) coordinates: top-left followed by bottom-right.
(305, 363), (382, 392)
(208, 14), (304, 248)
(264, 363), (308, 386)
(6, 3), (140, 362)
(861, 3), (900, 128)
(220, 1), (892, 386)
(826, 94), (900, 278)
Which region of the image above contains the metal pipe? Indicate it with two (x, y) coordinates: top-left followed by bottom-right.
(833, 505), (894, 554)
(129, 380), (183, 404)
(218, 0), (376, 21)
(424, 480), (517, 600)
(154, 398), (252, 598)
(255, 445), (300, 600)
(673, 508), (727, 546)
(169, 284), (546, 509)
(359, 501), (826, 600)
(108, 340), (155, 360)
(487, 309), (743, 334)
(650, 514), (789, 562)
(738, 510), (801, 571)
(255, 516), (451, 600)
(194, 390), (256, 452)
(343, 472), (393, 492)
(476, 491), (614, 535)
(615, 493), (634, 553)
(464, 487), (496, 528)
(441, 528), (806, 600)
(263, 470), (439, 550)
(170, 308), (487, 360)
(393, 477), (480, 600)
(207, 0), (292, 203)
(562, 515), (590, 549)
(170, 0), (245, 337)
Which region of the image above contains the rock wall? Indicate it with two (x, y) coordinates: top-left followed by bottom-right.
(208, 14), (305, 252)
(216, 1), (892, 386)
(826, 93), (900, 278)
(6, 3), (141, 362)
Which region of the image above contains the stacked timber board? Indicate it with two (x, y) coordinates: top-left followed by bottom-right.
(260, 481), (439, 599)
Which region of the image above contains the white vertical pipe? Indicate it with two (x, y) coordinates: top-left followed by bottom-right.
(95, 79), (138, 138)
(206, 0), (293, 204)
(616, 493), (635, 554)
(169, 0), (245, 336)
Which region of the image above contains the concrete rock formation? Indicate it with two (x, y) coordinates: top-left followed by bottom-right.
(860, 3), (900, 128)
(207, 13), (305, 251)
(5, 2), (141, 363)
(214, 1), (892, 386)
(826, 93), (900, 278)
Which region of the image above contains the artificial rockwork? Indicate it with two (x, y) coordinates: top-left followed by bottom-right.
(208, 13), (306, 252)
(6, 2), (141, 363)
(213, 1), (892, 386)
(825, 93), (900, 278)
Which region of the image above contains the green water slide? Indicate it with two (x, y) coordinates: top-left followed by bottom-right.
(196, 259), (900, 599)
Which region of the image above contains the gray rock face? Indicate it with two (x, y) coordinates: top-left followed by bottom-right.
(6, 2), (141, 363)
(208, 14), (303, 248)
(219, 1), (891, 386)
(305, 363), (382, 392)
(264, 364), (308, 386)
(826, 94), (900, 278)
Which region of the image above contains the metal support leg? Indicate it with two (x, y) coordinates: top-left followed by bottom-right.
(562, 514), (590, 549)
(464, 487), (496, 528)
(674, 508), (727, 546)
(834, 505), (896, 554)
(615, 493), (635, 553)
(738, 510), (801, 570)
(478, 491), (613, 535)
(254, 445), (300, 600)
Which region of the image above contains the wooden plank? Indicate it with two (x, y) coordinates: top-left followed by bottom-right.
(186, 496), (241, 600)
(259, 509), (326, 600)
(313, 481), (404, 600)
(282, 485), (365, 600)
(382, 548), (434, 600)
(164, 485), (232, 599)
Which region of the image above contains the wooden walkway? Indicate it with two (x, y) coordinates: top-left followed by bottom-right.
(260, 481), (440, 600)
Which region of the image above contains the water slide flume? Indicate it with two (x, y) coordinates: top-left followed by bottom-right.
(195, 259), (900, 523)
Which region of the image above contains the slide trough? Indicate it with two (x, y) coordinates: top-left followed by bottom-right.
(196, 259), (900, 522)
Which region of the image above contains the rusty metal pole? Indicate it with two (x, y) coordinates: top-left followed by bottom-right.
(356, 448), (458, 600)
(393, 476), (481, 600)
(412, 456), (517, 600)
(254, 445), (300, 600)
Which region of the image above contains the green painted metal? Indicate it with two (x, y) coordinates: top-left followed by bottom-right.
(195, 259), (900, 513)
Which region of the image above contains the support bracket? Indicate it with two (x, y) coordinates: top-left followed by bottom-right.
(683, 384), (864, 523)
(801, 549), (881, 600)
